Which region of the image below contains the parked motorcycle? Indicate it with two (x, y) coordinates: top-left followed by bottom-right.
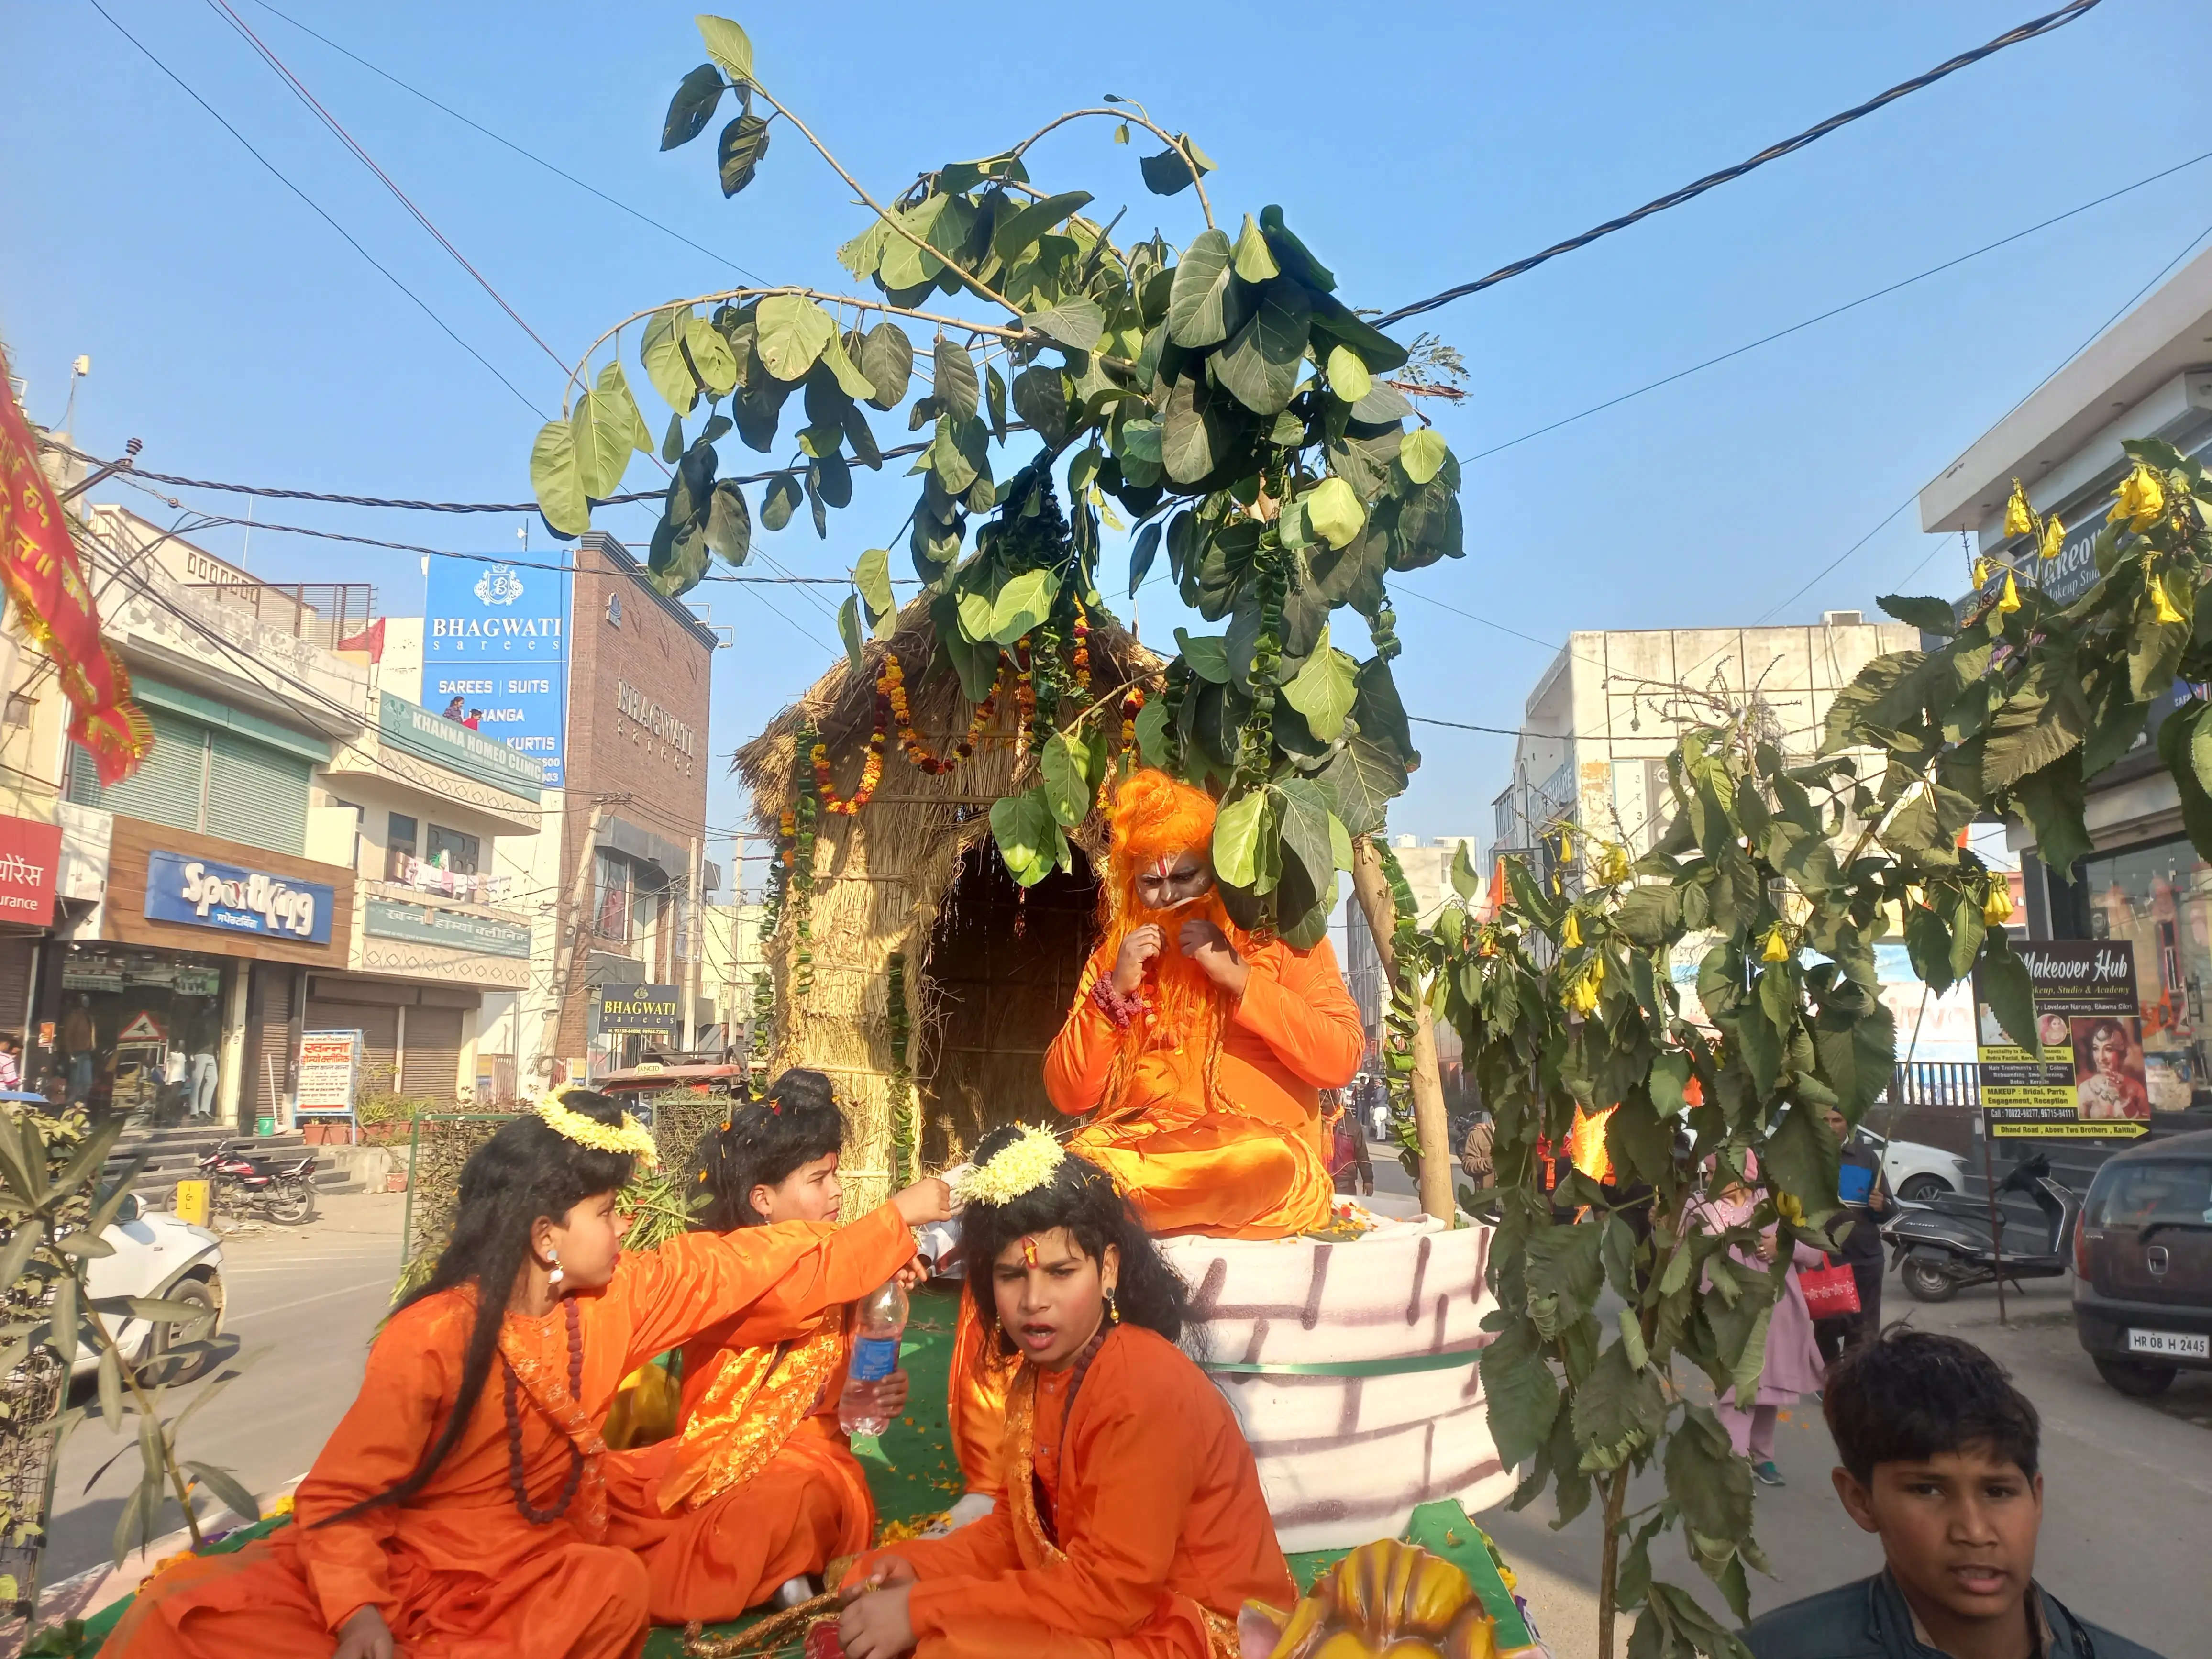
(196, 1139), (319, 1226)
(1883, 1150), (2079, 1303)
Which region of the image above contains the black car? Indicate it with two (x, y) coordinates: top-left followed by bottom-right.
(2072, 1128), (2212, 1396)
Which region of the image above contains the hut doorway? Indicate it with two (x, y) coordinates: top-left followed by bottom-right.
(916, 839), (1100, 1163)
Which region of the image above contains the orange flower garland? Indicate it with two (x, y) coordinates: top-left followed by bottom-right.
(1071, 604), (1092, 693)
(812, 683), (891, 816)
(778, 809), (796, 866)
(882, 653), (999, 775)
(1013, 638), (1036, 757)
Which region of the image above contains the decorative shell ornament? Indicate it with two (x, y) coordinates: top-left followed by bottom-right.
(1239, 1540), (1521, 1659)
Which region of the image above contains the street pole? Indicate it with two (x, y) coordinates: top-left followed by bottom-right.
(532, 798), (610, 1089)
(1350, 837), (1456, 1224)
(683, 833), (702, 1054)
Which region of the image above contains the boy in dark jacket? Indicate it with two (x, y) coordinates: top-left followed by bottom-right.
(1743, 1329), (2161, 1659)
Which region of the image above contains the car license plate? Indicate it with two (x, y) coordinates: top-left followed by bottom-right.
(2127, 1328), (2211, 1360)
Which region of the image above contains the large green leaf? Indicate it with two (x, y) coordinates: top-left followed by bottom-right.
(569, 389), (631, 500)
(1477, 1317), (1560, 1471)
(837, 595), (865, 676)
(641, 307), (700, 413)
(1173, 629), (1231, 684)
(1877, 593), (1961, 636)
(1975, 933), (2042, 1059)
(1128, 521), (1163, 598)
(695, 15), (754, 83)
(853, 546), (895, 628)
(1571, 1339), (1666, 1469)
(1318, 730), (1407, 837)
(682, 313), (738, 397)
(858, 322), (914, 410)
(1399, 427), (1448, 486)
(993, 190), (1094, 262)
(1040, 732), (1094, 828)
(1307, 292), (1410, 373)
(530, 419), (589, 536)
(705, 480), (751, 564)
(1523, 1223), (1604, 1334)
(1764, 1095), (1841, 1224)
(1140, 133), (1216, 197)
(1280, 626), (1358, 741)
(661, 64), (724, 150)
(1211, 280), (1312, 415)
(1028, 299), (1106, 352)
(1325, 343), (1372, 406)
(990, 788), (1066, 886)
(1011, 365), (1069, 444)
(1305, 477), (1365, 549)
(877, 194), (958, 290)
(761, 473), (801, 532)
(817, 329), (877, 403)
(1664, 1405), (1755, 1549)
(988, 569), (1058, 644)
(933, 338), (979, 423)
(1166, 228), (1248, 349)
(716, 112), (771, 197)
(1160, 373), (1229, 486)
(1272, 776), (1341, 948)
(1212, 788), (1272, 889)
(755, 295), (835, 382)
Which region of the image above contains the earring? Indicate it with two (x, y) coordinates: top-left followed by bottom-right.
(547, 1250), (564, 1290)
(1104, 1285), (1120, 1325)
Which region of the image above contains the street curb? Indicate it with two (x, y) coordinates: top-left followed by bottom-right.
(30, 1476), (303, 1633)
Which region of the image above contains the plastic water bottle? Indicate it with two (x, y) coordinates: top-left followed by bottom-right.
(838, 1279), (908, 1437)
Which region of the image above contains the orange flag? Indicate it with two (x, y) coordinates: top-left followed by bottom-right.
(0, 346), (149, 783)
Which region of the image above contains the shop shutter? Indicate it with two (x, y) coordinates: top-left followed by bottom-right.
(205, 731), (311, 856)
(67, 708), (209, 832)
(307, 1000), (400, 1100)
(246, 965), (298, 1125)
(401, 1006), (465, 1099)
(0, 940), (33, 1038)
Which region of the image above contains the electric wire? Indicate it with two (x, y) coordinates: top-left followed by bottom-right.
(1375, 0), (2105, 327)
(79, 0), (544, 417)
(202, 0), (570, 376)
(237, 0), (771, 286)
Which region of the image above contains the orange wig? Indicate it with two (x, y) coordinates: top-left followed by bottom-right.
(1094, 770), (1249, 1113)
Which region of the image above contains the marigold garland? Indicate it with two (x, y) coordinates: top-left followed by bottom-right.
(882, 652), (999, 775)
(538, 1086), (660, 1166)
(956, 1124), (1066, 1206)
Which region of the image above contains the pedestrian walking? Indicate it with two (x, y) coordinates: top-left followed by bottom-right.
(1695, 1156), (1824, 1487)
(1815, 1105), (1890, 1364)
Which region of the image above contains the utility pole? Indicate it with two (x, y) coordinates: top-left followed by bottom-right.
(532, 798), (610, 1087)
(682, 833), (703, 1054)
(1350, 837), (1456, 1224)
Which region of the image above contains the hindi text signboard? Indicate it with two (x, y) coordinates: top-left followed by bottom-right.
(296, 1029), (363, 1118)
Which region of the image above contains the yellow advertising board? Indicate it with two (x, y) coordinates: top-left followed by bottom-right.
(1974, 941), (2149, 1139)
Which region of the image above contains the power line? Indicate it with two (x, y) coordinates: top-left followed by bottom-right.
(1462, 146), (2212, 466)
(1376, 0), (2105, 327)
(237, 0), (770, 287)
(203, 0), (569, 375)
(78, 0), (544, 417)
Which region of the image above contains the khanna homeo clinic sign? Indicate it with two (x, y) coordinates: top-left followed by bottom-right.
(145, 851), (335, 945)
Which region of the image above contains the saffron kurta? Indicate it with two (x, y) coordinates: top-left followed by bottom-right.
(600, 1201), (917, 1620)
(1043, 934), (1363, 1241)
(854, 1325), (1292, 1659)
(106, 1221), (914, 1659)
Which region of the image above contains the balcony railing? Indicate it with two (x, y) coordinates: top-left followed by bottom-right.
(182, 581), (376, 653)
(382, 855), (513, 907)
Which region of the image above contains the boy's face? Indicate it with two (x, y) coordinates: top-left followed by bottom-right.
(751, 1150), (842, 1225)
(1834, 1443), (2043, 1629)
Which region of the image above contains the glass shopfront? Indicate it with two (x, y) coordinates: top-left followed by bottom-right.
(2073, 835), (2212, 1119)
(51, 944), (232, 1125)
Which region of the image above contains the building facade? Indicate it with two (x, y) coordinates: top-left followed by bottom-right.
(1342, 834), (1481, 1081)
(1919, 243), (2212, 1132)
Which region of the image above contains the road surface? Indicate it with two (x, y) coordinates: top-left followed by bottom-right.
(43, 1197), (404, 1586)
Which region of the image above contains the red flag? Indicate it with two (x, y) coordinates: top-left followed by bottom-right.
(0, 344), (150, 784)
(338, 617), (386, 661)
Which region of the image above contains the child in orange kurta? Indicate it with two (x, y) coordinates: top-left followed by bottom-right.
(106, 1090), (949, 1659)
(841, 1126), (1292, 1659)
(952, 769), (1363, 1499)
(604, 1070), (922, 1617)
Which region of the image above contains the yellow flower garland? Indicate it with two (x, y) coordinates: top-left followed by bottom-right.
(957, 1124), (1065, 1206)
(537, 1086), (659, 1167)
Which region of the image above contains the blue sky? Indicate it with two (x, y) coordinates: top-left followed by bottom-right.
(8, 0), (2212, 897)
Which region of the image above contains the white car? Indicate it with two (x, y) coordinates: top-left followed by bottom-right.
(1858, 1127), (1972, 1203)
(78, 1191), (226, 1383)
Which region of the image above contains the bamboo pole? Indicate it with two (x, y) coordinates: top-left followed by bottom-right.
(1350, 837), (1456, 1224)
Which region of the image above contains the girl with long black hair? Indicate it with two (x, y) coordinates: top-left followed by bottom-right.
(838, 1124), (1293, 1659)
(110, 1088), (949, 1659)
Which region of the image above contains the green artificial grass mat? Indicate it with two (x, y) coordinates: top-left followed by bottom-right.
(66, 1287), (1530, 1657)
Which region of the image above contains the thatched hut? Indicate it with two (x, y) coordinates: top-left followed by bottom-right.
(735, 601), (1163, 1214)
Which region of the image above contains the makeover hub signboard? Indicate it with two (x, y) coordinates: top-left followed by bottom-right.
(423, 555), (572, 788)
(1972, 940), (2147, 1139)
(145, 851), (335, 946)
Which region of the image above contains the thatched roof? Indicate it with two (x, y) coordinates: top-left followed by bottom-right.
(734, 595), (1164, 824)
(732, 597), (1164, 1206)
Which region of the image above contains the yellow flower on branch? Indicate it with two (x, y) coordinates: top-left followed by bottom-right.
(1775, 1191), (1805, 1227)
(2109, 463), (2166, 533)
(1760, 925), (1791, 963)
(2038, 514), (2064, 561)
(2151, 572), (2184, 626)
(1564, 955), (1604, 1016)
(1996, 572), (2021, 615)
(1972, 557), (1991, 587)
(1561, 910), (1582, 949)
(1596, 842), (1632, 886)
(1983, 882), (2015, 925)
(2003, 480), (2033, 539)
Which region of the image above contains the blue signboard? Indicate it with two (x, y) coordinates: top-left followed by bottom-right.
(144, 851), (335, 945)
(422, 556), (572, 788)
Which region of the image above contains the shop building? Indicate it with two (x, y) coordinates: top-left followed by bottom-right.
(1919, 243), (2212, 1134)
(384, 533), (720, 1087)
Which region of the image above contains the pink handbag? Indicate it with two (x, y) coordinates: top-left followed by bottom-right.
(1800, 1253), (1862, 1318)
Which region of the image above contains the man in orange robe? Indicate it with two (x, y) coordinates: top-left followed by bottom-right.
(848, 1319), (1294, 1659)
(107, 1220), (918, 1659)
(950, 769), (1363, 1494)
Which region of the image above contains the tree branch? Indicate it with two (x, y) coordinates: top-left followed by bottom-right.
(1009, 107), (1215, 230)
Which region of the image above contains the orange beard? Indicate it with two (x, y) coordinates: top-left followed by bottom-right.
(1101, 889), (1244, 1077)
